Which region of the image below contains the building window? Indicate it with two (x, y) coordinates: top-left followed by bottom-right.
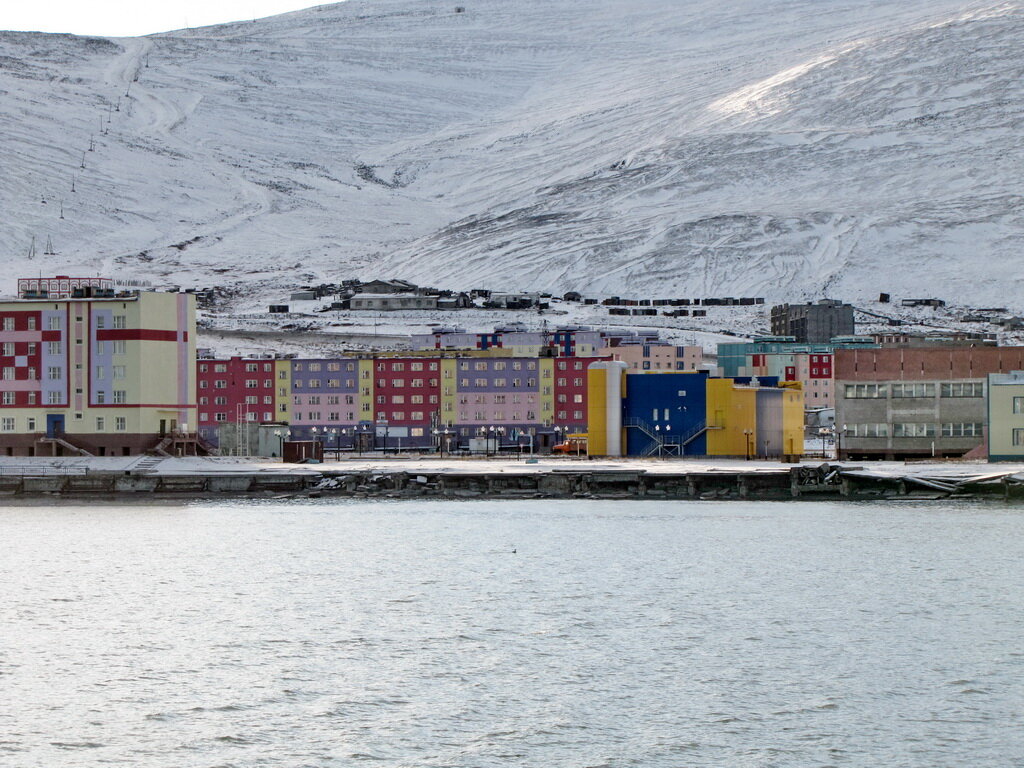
(113, 340), (127, 355)
(115, 416), (127, 431)
(941, 423), (983, 438)
(941, 382), (984, 398)
(0, 417), (14, 431)
(246, 379), (258, 388)
(1, 368), (12, 380)
(844, 384), (887, 399)
(892, 422), (936, 438)
(96, 391), (105, 404)
(96, 417), (105, 431)
(47, 316), (61, 330)
(47, 366), (62, 380)
(1014, 397), (1024, 415)
(215, 413), (227, 422)
(113, 390), (126, 404)
(47, 391), (61, 404)
(1, 392), (13, 405)
(113, 315), (126, 329)
(891, 383), (935, 398)
(1013, 429), (1024, 447)
(113, 366), (126, 380)
(849, 423), (888, 437)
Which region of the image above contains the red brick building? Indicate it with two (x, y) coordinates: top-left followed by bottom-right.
(835, 347), (1024, 459)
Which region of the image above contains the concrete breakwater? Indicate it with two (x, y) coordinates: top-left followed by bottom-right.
(2, 463), (1020, 500)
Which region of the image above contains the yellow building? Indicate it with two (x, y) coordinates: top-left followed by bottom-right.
(707, 378), (803, 458)
(587, 361), (628, 456)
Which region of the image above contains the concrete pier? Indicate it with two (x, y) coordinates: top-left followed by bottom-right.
(0, 458), (1019, 500)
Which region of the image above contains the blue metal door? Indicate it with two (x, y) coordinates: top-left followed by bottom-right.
(46, 414), (64, 437)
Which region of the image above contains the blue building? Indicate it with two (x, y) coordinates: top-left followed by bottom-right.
(621, 371), (710, 456)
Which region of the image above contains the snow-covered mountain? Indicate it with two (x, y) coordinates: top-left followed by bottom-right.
(2, 0), (1022, 305)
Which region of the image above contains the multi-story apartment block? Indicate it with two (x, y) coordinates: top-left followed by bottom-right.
(553, 356), (602, 433)
(770, 299), (855, 343)
(0, 284), (196, 456)
(365, 357), (443, 447)
(605, 339), (703, 372)
(718, 337), (876, 409)
(194, 352), (604, 453)
(835, 347), (1024, 460)
(411, 326), (610, 357)
(196, 355), (284, 446)
(453, 356), (545, 440)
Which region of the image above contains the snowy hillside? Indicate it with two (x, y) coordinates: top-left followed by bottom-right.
(1, 0), (1022, 306)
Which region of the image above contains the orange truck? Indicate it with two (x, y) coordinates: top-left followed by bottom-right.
(552, 433), (588, 455)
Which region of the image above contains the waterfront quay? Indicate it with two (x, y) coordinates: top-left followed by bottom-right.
(2, 456), (1023, 501)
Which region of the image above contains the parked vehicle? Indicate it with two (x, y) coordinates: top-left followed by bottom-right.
(552, 434), (588, 455)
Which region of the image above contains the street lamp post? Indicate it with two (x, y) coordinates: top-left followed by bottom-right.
(433, 426), (453, 458)
(273, 428), (291, 459)
(743, 429), (753, 460)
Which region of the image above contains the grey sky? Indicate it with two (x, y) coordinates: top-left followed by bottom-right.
(0, 1), (325, 37)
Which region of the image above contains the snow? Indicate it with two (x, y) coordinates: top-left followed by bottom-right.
(0, 453), (1016, 480)
(2, 0), (1023, 320)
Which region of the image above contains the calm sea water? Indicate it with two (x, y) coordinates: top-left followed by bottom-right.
(2, 499), (1023, 767)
